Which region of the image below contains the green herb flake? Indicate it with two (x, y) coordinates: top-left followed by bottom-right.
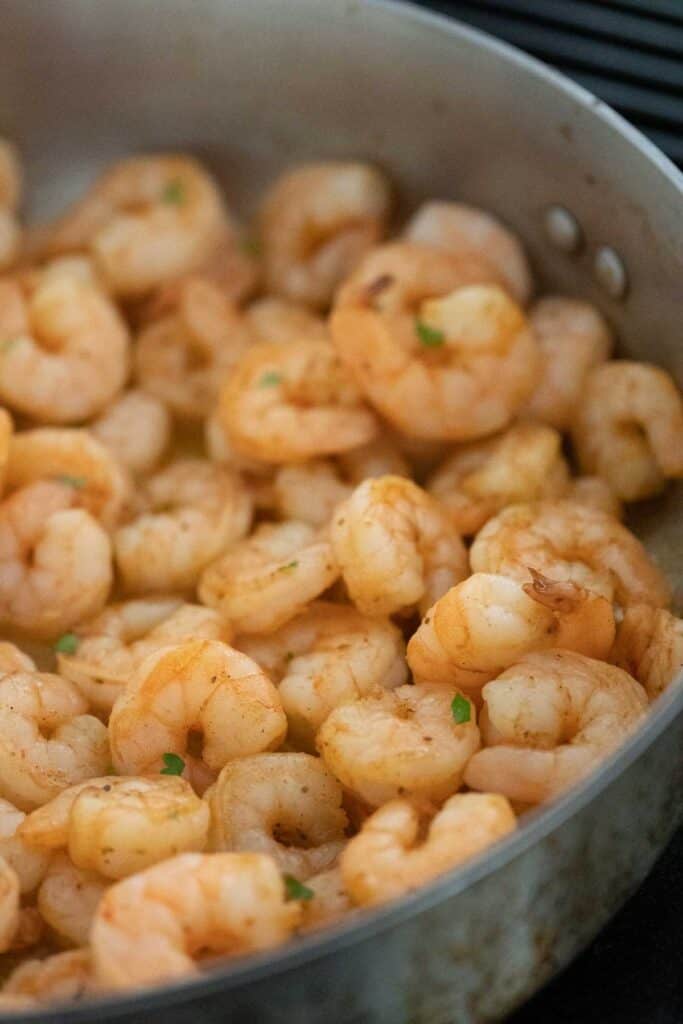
(451, 694), (471, 725)
(258, 371), (283, 388)
(284, 874), (314, 902)
(0, 337), (21, 354)
(280, 561), (299, 572)
(241, 236), (261, 258)
(415, 320), (445, 348)
(54, 474), (87, 490)
(161, 179), (185, 205)
(160, 752), (185, 776)
(54, 632), (79, 655)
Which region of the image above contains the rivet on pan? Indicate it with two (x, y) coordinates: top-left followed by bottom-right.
(593, 246), (628, 299)
(544, 205), (582, 253)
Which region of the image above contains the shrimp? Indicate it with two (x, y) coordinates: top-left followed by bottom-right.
(330, 476), (468, 616)
(57, 599), (230, 713)
(90, 389), (171, 478)
(271, 461), (352, 527)
(0, 270), (130, 423)
(37, 852), (107, 947)
(259, 161), (392, 309)
(108, 640), (287, 785)
(199, 520), (339, 634)
(407, 571), (616, 694)
(135, 277), (253, 419)
(572, 361), (683, 501)
(91, 852), (299, 990)
(0, 856), (20, 952)
(426, 422), (570, 535)
(208, 753), (347, 879)
(0, 139), (22, 271)
(238, 601), (407, 750)
(299, 866), (352, 932)
(0, 642), (34, 674)
(611, 605), (683, 700)
(341, 793), (516, 906)
(464, 650), (648, 803)
(245, 296), (328, 345)
(34, 154), (228, 297)
(21, 776), (208, 880)
(331, 245), (539, 440)
(218, 338), (379, 463)
(0, 798), (50, 893)
(0, 949), (95, 1004)
(522, 297), (613, 429)
(0, 481), (113, 638)
(404, 200), (532, 305)
(0, 670), (109, 810)
(317, 684), (480, 807)
(470, 500), (670, 608)
(114, 459), (251, 593)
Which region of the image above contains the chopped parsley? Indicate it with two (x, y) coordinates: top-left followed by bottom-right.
(284, 875), (314, 902)
(451, 694), (471, 725)
(160, 752), (185, 776)
(280, 561), (299, 572)
(0, 337), (20, 354)
(54, 474), (87, 489)
(415, 320), (445, 347)
(258, 371), (283, 388)
(161, 179), (185, 205)
(54, 632), (79, 655)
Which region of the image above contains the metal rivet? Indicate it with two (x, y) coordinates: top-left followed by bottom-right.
(544, 205), (582, 253)
(593, 246), (628, 299)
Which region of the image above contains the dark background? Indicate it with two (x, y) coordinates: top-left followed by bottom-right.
(413, 2), (683, 1021)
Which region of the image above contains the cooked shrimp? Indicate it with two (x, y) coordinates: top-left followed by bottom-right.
(299, 866), (352, 932)
(464, 650), (648, 803)
(271, 461), (352, 527)
(91, 852), (299, 990)
(114, 459), (251, 593)
(90, 389), (171, 478)
(572, 361), (683, 501)
(404, 200), (532, 305)
(0, 481), (113, 638)
(37, 852), (106, 947)
(612, 605), (683, 700)
(0, 642), (34, 674)
(0, 856), (20, 952)
(331, 476), (468, 616)
(0, 270), (130, 423)
(218, 338), (378, 463)
(331, 246), (539, 439)
(245, 296), (328, 345)
(0, 798), (50, 893)
(0, 949), (95, 1004)
(259, 161), (392, 309)
(341, 793), (516, 906)
(199, 520), (339, 634)
(108, 640), (287, 785)
(317, 684), (480, 807)
(470, 500), (670, 608)
(522, 297), (613, 429)
(238, 601), (407, 749)
(0, 139), (22, 271)
(564, 476), (622, 520)
(427, 422), (570, 535)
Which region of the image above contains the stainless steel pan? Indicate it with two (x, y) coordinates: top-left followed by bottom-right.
(0, 1), (681, 1020)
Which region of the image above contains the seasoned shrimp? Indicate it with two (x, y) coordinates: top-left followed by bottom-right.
(91, 852), (299, 990)
(464, 650), (648, 803)
(0, 139), (22, 271)
(239, 601), (407, 749)
(522, 297), (613, 429)
(58, 599), (229, 713)
(612, 605), (683, 700)
(299, 866), (352, 932)
(0, 856), (20, 952)
(0, 481), (113, 638)
(90, 389), (171, 478)
(37, 853), (106, 947)
(108, 640), (286, 784)
(0, 949), (95, 1004)
(0, 670), (109, 810)
(208, 753), (347, 879)
(404, 200), (532, 305)
(470, 500), (670, 608)
(199, 520), (339, 634)
(259, 161), (392, 309)
(245, 296), (328, 345)
(317, 684), (480, 807)
(114, 459), (251, 593)
(0, 798), (50, 893)
(331, 476), (468, 616)
(572, 361), (683, 500)
(0, 270), (130, 423)
(427, 422), (570, 535)
(341, 793), (516, 906)
(331, 245), (538, 440)
(218, 338), (378, 463)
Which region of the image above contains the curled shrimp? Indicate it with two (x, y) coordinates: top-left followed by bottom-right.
(0, 798), (50, 893)
(218, 338), (379, 463)
(341, 793), (516, 906)
(90, 389), (171, 478)
(114, 459), (252, 593)
(331, 476), (468, 616)
(572, 361), (683, 501)
(245, 296), (328, 345)
(0, 139), (22, 271)
(0, 268), (130, 423)
(317, 684), (480, 807)
(259, 161), (392, 309)
(199, 520), (339, 634)
(0, 670), (109, 810)
(238, 600), (407, 749)
(0, 856), (20, 952)
(37, 852), (106, 947)
(108, 640), (287, 785)
(91, 852), (299, 990)
(0, 949), (95, 1004)
(208, 753), (347, 879)
(464, 650), (648, 803)
(470, 500), (670, 608)
(611, 605), (683, 700)
(0, 481), (113, 638)
(404, 200), (532, 305)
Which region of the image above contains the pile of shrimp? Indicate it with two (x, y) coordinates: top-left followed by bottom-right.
(0, 142), (681, 1008)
